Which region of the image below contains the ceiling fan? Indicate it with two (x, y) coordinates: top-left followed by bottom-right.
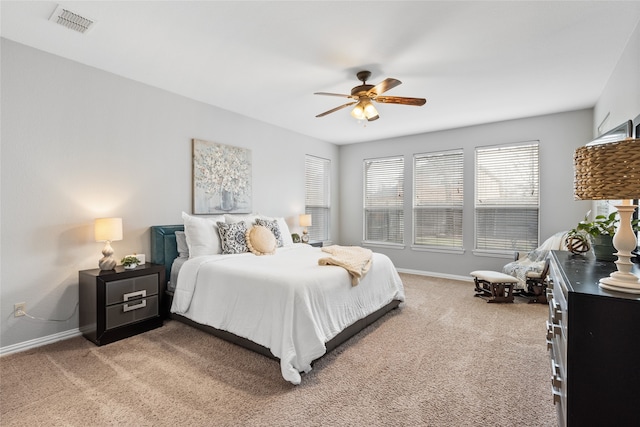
(314, 70), (426, 121)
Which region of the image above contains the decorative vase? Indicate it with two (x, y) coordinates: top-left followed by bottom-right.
(124, 263), (138, 270)
(220, 189), (235, 211)
(592, 235), (616, 262)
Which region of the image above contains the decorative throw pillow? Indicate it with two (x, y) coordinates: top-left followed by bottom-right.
(255, 218), (283, 247)
(175, 231), (189, 258)
(217, 221), (249, 254)
(246, 225), (277, 255)
(182, 212), (225, 258)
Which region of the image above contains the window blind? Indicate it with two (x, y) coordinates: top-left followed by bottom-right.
(305, 155), (330, 241)
(414, 149), (464, 249)
(475, 142), (539, 251)
(364, 156), (404, 244)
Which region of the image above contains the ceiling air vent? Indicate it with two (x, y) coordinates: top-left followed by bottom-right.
(49, 5), (94, 34)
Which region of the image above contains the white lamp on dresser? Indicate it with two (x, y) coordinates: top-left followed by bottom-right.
(574, 138), (640, 293)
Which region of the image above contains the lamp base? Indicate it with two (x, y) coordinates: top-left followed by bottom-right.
(598, 203), (640, 294)
(98, 240), (117, 270)
(99, 257), (117, 271)
(600, 274), (640, 294)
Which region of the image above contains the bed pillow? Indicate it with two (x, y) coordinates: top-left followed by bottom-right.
(255, 218), (283, 247)
(175, 231), (189, 258)
(260, 216), (294, 246)
(224, 213), (260, 226)
(277, 218), (294, 246)
(246, 225), (277, 255)
(181, 212), (225, 258)
(217, 221), (249, 254)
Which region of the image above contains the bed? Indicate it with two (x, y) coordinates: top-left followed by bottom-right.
(150, 215), (404, 384)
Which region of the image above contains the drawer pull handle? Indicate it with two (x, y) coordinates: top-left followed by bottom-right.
(123, 290), (146, 301)
(123, 299), (147, 312)
(550, 360), (563, 388)
(552, 301), (562, 321)
(546, 320), (561, 337)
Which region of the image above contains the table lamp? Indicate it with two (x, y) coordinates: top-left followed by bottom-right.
(299, 214), (312, 243)
(574, 138), (640, 293)
(94, 217), (123, 270)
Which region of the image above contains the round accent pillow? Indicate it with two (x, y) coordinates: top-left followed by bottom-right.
(246, 225), (277, 256)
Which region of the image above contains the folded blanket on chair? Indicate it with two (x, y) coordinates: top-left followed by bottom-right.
(318, 245), (373, 286)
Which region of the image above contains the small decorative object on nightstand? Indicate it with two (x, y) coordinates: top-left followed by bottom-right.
(299, 214), (312, 243)
(79, 263), (165, 346)
(121, 255), (140, 270)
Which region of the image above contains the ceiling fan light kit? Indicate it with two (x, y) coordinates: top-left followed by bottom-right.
(315, 70), (426, 121)
(351, 100), (379, 121)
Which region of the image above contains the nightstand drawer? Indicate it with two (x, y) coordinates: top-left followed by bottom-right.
(105, 274), (158, 305)
(106, 294), (159, 330)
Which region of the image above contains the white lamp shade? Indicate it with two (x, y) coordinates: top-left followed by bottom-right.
(299, 214), (312, 227)
(94, 217), (123, 242)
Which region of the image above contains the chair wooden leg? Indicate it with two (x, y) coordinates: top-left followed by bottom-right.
(473, 278), (514, 303)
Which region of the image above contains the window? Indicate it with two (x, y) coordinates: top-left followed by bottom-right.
(305, 155), (330, 241)
(364, 156), (404, 244)
(475, 142), (539, 252)
(413, 149), (464, 250)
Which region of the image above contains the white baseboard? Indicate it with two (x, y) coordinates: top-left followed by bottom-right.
(397, 268), (473, 283)
(0, 328), (82, 357)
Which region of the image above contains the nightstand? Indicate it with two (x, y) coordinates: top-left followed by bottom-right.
(79, 263), (165, 346)
(309, 241), (323, 248)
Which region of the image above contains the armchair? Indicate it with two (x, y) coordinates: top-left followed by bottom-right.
(502, 231), (568, 303)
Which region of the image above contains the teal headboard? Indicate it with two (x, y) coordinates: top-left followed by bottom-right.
(150, 225), (184, 286)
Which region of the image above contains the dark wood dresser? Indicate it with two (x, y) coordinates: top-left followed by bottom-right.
(547, 251), (640, 426)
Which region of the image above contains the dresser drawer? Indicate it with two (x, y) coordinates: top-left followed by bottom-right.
(106, 294), (159, 330)
(105, 274), (159, 305)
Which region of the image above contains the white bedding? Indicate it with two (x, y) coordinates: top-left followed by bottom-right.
(171, 243), (405, 384)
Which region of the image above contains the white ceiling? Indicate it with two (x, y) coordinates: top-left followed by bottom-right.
(2, 1), (640, 145)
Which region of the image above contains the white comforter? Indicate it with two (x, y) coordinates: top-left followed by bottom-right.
(171, 244), (405, 384)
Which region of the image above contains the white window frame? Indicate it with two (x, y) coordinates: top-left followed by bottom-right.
(363, 156), (405, 247)
(305, 155), (330, 242)
(412, 149), (464, 253)
(474, 141), (540, 255)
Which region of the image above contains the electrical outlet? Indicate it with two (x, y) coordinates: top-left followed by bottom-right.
(14, 302), (26, 317)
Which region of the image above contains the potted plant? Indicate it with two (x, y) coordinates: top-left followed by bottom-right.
(567, 211), (640, 261)
(121, 255), (140, 269)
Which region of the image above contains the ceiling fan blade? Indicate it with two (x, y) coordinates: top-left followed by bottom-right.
(314, 92), (353, 98)
(316, 102), (356, 117)
(374, 96), (426, 106)
(368, 78), (402, 96)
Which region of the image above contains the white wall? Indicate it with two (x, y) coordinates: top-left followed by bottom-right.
(339, 109), (593, 277)
(0, 39), (339, 349)
(594, 19), (640, 135)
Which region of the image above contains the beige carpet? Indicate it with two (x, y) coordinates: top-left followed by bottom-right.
(0, 274), (556, 426)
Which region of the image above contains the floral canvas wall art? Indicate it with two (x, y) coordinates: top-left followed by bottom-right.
(193, 139), (252, 214)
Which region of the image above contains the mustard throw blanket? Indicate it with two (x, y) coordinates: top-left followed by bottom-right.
(318, 245), (373, 286)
